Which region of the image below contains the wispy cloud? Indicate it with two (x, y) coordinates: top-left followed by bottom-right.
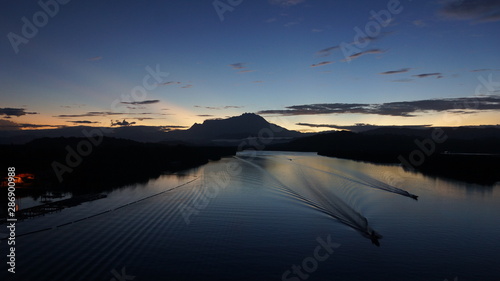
(412, 73), (443, 78)
(296, 122), (432, 132)
(311, 61), (334, 67)
(0, 108), (38, 117)
(316, 45), (340, 57)
(66, 120), (99, 124)
(341, 49), (385, 62)
(197, 114), (214, 117)
(470, 68), (500, 72)
(229, 63), (246, 70)
(379, 68), (411, 75)
(0, 119), (60, 130)
(181, 84), (193, 88)
(229, 62), (255, 73)
(439, 0), (500, 23)
(158, 81), (181, 86)
(120, 100), (160, 105)
(161, 125), (188, 131)
(55, 112), (155, 118)
(258, 95), (500, 117)
(316, 36), (379, 57)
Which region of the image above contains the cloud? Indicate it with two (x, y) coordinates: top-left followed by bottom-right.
(316, 45), (340, 57)
(269, 0), (306, 6)
(296, 122), (432, 132)
(379, 68), (411, 75)
(253, 81), (264, 83)
(342, 49), (385, 62)
(0, 119), (21, 130)
(470, 68), (500, 72)
(120, 100), (160, 105)
(181, 84), (193, 88)
(311, 61), (334, 67)
(88, 56), (103, 61)
(160, 125), (189, 132)
(439, 0), (500, 23)
(197, 114), (214, 117)
(66, 120), (99, 124)
(412, 73), (443, 78)
(0, 120), (61, 130)
(229, 62), (255, 73)
(158, 81), (181, 86)
(229, 63), (246, 70)
(111, 119), (136, 127)
(265, 18), (277, 23)
(316, 35), (379, 57)
(312, 28), (323, 33)
(0, 108), (38, 117)
(257, 95), (500, 117)
(55, 112), (155, 118)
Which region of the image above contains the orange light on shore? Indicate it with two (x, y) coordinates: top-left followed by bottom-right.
(1, 173), (36, 187)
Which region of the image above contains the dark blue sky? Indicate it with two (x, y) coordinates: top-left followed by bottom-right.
(1, 0), (500, 131)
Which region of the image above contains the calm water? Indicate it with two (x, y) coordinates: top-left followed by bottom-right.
(2, 151), (500, 280)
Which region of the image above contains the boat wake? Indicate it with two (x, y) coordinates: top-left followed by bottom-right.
(235, 155), (383, 246)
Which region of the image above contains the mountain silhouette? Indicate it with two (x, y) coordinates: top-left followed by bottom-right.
(0, 113), (303, 145)
(164, 113), (303, 144)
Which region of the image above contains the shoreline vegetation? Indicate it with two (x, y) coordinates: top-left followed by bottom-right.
(0, 137), (236, 194)
(268, 129), (500, 185)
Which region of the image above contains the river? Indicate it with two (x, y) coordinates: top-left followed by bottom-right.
(1, 151), (500, 280)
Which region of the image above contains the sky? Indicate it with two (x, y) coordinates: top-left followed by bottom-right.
(1, 0), (500, 133)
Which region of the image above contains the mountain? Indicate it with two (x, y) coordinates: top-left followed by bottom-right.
(163, 113), (303, 145)
(0, 113), (304, 145)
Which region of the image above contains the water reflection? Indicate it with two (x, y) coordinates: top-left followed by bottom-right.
(236, 152), (386, 246)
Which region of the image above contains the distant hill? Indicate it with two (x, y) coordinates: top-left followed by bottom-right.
(0, 113), (304, 145)
(163, 113), (303, 145)
(269, 127), (500, 185)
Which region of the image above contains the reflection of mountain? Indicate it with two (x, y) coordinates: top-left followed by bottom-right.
(164, 113), (303, 144)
